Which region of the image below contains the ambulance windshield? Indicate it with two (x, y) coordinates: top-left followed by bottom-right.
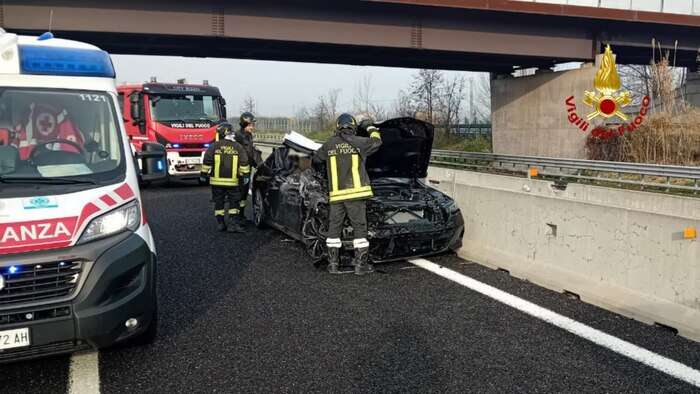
(0, 88), (124, 183)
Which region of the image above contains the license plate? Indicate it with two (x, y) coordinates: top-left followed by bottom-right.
(0, 328), (30, 350)
(185, 158), (201, 165)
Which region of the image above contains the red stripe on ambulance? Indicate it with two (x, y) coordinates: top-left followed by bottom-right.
(100, 194), (117, 207)
(114, 183), (134, 200)
(0, 217), (78, 254)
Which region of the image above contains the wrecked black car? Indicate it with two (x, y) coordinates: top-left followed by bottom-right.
(251, 117), (464, 264)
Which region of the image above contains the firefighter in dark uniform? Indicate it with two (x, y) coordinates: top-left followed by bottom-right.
(200, 122), (251, 233)
(315, 114), (382, 275)
(234, 112), (262, 225)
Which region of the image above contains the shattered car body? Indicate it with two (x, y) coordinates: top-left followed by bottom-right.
(252, 118), (464, 263)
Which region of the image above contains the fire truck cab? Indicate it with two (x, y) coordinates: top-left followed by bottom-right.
(117, 81), (226, 182)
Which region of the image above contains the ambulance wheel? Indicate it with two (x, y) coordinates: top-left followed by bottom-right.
(253, 189), (266, 228)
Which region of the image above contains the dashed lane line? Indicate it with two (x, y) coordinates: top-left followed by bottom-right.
(68, 351), (100, 394)
(409, 258), (700, 388)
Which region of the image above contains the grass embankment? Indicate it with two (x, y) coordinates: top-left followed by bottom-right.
(586, 108), (700, 166)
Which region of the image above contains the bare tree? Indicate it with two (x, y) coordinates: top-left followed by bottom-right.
(326, 88), (341, 122)
(618, 59), (686, 106)
(391, 89), (416, 118)
(241, 94), (256, 114)
(295, 105), (310, 121)
(311, 89), (342, 131)
(470, 74), (491, 123)
(312, 95), (330, 131)
(410, 69), (444, 124)
(369, 103), (387, 122)
(437, 76), (466, 134)
(353, 75), (373, 115)
(619, 65), (653, 105)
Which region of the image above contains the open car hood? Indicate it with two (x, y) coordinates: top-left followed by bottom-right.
(282, 117), (434, 179)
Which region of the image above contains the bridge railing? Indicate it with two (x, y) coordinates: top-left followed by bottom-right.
(515, 0), (700, 15)
(254, 134), (700, 195)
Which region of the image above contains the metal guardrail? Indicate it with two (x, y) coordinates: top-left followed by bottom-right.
(254, 134), (700, 195)
(431, 150), (700, 194)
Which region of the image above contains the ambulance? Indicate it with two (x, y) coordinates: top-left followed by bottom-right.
(0, 30), (166, 362)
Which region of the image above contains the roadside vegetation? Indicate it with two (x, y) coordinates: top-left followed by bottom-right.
(247, 70), (493, 152)
(586, 49), (700, 166)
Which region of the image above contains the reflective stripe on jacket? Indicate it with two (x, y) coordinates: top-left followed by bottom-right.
(201, 139), (250, 187)
(316, 129), (382, 203)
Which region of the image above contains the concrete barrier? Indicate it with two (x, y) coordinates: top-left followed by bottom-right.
(427, 166), (700, 342)
(257, 141), (700, 341)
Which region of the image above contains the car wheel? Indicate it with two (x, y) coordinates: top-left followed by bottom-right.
(301, 212), (328, 263)
(253, 189), (266, 228)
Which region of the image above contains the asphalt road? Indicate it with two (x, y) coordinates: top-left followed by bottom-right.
(2, 184), (700, 393)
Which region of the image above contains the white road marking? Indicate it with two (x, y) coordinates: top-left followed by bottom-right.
(409, 258), (700, 388)
(68, 351), (100, 394)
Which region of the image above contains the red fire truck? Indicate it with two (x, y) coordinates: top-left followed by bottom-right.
(117, 80), (226, 183)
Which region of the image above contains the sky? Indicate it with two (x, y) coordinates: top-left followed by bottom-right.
(111, 55), (483, 118)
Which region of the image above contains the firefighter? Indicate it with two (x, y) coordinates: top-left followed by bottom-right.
(200, 122), (251, 233)
(315, 113), (382, 275)
(234, 112), (262, 225)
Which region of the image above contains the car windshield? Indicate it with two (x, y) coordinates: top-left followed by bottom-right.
(0, 88), (124, 183)
(149, 94), (220, 122)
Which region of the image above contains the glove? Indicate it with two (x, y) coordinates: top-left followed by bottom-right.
(367, 126), (380, 138)
(242, 175), (250, 185)
(199, 173), (208, 184)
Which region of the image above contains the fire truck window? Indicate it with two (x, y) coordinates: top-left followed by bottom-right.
(149, 94), (220, 122)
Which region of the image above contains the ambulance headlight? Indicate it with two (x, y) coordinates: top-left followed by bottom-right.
(78, 200), (140, 244)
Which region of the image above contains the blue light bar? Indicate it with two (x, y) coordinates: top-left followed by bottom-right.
(203, 143), (210, 148)
(8, 265), (19, 274)
(172, 144), (181, 148)
(37, 32), (54, 41)
(19, 45), (116, 78)
(157, 160), (164, 171)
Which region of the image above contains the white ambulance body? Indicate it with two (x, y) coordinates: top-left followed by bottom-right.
(0, 30), (165, 362)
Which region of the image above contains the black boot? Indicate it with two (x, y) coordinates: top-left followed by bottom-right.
(237, 209), (249, 229)
(353, 247), (374, 276)
(227, 214), (245, 233)
(327, 247), (340, 274)
(239, 202), (250, 227)
(216, 216), (227, 232)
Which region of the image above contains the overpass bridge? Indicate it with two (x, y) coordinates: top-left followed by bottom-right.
(3, 0), (700, 72)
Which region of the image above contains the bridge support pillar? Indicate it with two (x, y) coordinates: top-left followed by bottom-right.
(491, 64), (597, 159)
(683, 72), (700, 107)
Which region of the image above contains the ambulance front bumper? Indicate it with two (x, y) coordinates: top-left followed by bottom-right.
(0, 232), (157, 363)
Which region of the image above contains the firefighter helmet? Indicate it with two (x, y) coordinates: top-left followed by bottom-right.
(217, 122), (234, 139)
(336, 113), (357, 133)
(239, 112), (256, 128)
